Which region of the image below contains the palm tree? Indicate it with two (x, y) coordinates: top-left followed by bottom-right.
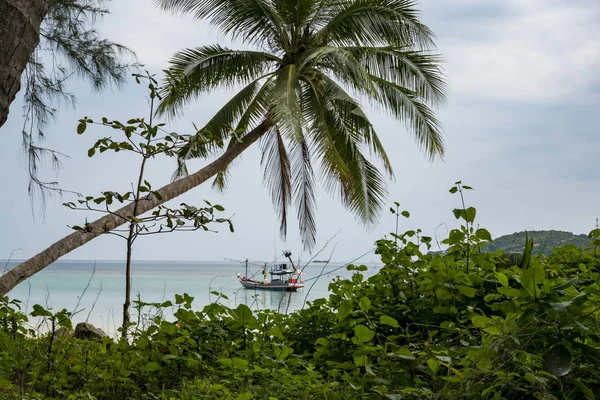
(157, 0), (447, 248)
(0, 0), (445, 295)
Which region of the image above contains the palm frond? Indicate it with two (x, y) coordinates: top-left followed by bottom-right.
(290, 138), (317, 250)
(369, 74), (444, 158)
(270, 64), (304, 141)
(308, 73), (393, 176)
(209, 137), (245, 192)
(273, 0), (319, 34)
(236, 75), (277, 132)
(174, 75), (278, 190)
(304, 76), (386, 226)
(315, 0), (435, 49)
(156, 0), (287, 48)
(346, 154), (387, 226)
(341, 46), (447, 105)
(260, 127), (292, 237)
(314, 47), (378, 99)
(171, 157), (190, 181)
(201, 75), (273, 147)
(158, 45), (279, 116)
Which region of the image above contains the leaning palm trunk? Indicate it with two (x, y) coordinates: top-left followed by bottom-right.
(0, 123), (267, 295)
(0, 0), (48, 128)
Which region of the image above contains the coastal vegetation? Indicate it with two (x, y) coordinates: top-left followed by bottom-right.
(483, 230), (592, 256)
(64, 73), (234, 338)
(0, 0), (446, 296)
(1, 184), (599, 399)
(3, 2), (597, 399)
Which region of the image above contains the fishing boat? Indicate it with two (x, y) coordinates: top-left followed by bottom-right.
(238, 251), (304, 291)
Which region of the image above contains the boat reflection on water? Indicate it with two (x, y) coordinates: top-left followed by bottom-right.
(237, 288), (304, 313)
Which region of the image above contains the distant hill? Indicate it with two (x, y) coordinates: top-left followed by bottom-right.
(483, 230), (590, 256)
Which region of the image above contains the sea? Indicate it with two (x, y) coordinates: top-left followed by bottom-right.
(1, 259), (381, 337)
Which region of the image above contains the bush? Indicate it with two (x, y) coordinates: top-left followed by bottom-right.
(1, 184), (599, 399)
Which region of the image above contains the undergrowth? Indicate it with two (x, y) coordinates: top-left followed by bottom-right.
(1, 183), (599, 399)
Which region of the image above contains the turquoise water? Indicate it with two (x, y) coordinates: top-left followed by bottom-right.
(2, 259), (381, 336)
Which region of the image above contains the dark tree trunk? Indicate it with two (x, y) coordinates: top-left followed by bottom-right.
(0, 0), (48, 128)
(0, 123), (268, 295)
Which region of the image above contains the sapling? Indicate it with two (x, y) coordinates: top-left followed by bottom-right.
(64, 73), (234, 338)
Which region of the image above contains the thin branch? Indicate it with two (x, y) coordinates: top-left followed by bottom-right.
(302, 244), (338, 310)
(71, 261), (97, 317)
(3, 248), (25, 275)
(86, 280), (103, 322)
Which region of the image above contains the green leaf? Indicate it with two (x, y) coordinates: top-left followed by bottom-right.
(545, 344), (572, 377)
(483, 326), (502, 335)
(354, 324), (375, 343)
(588, 229), (600, 239)
(77, 121), (87, 134)
(359, 297), (371, 313)
(427, 359), (439, 374)
(519, 237), (534, 270)
(552, 278), (578, 291)
(232, 357), (249, 370)
(449, 187), (458, 194)
(456, 285), (477, 297)
(30, 304), (53, 318)
(380, 315), (399, 328)
(235, 304), (253, 324)
(520, 265), (545, 299)
(464, 207), (476, 223)
(573, 379), (596, 400)
(471, 315), (492, 328)
(452, 209), (463, 220)
(476, 228), (492, 241)
(495, 272), (509, 287)
(337, 300), (352, 322)
(88, 148), (95, 157)
(401, 211), (410, 218)
(548, 301), (572, 313)
(396, 347), (415, 360)
(498, 286), (521, 298)
(353, 354), (367, 367)
(143, 362), (161, 372)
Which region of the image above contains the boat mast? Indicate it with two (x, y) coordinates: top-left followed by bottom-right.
(284, 251), (297, 272)
(245, 258), (248, 279)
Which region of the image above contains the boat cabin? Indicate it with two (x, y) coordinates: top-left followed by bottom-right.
(269, 263), (295, 281)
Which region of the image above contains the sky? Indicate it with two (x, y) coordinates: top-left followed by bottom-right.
(0, 0), (599, 263)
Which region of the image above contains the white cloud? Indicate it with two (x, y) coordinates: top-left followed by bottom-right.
(440, 0), (600, 103)
(101, 0), (236, 70)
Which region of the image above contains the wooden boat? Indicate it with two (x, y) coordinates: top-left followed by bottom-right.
(238, 251), (304, 291)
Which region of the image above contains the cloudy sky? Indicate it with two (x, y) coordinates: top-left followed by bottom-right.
(1, 0), (599, 263)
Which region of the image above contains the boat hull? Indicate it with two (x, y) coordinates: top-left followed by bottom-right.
(239, 279), (304, 291)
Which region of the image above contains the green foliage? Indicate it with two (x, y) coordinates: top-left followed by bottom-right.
(21, 0), (136, 210)
(63, 73), (233, 337)
(2, 183), (600, 399)
(484, 230), (593, 256)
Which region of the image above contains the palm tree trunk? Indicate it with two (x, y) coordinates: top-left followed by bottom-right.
(0, 123), (268, 295)
(0, 0), (48, 128)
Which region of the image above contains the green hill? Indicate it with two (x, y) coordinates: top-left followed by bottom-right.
(483, 230), (590, 256)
